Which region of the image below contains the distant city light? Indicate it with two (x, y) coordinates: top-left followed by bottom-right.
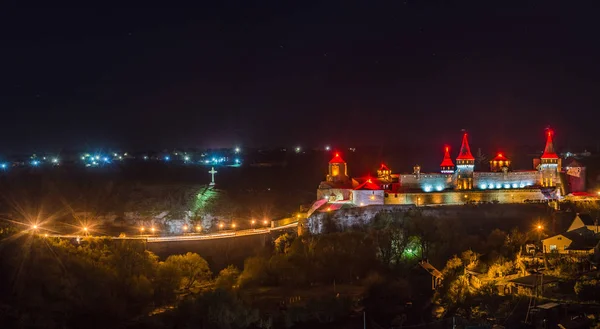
(184, 156), (190, 161)
(234, 158), (240, 164)
(295, 146), (301, 153)
(95, 155), (100, 160)
(164, 156), (170, 161)
(103, 157), (109, 162)
(234, 147), (240, 153)
(143, 155), (148, 160)
(480, 184), (487, 189)
(0, 163), (7, 169)
(81, 156), (85, 160)
(325, 145), (331, 151)
(31, 160), (40, 166)
(51, 158), (59, 163)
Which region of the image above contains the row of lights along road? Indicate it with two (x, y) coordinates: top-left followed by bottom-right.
(139, 219), (271, 235)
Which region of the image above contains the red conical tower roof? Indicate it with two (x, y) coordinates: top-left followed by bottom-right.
(329, 153), (346, 164)
(440, 146), (455, 167)
(456, 133), (475, 161)
(541, 129), (559, 159)
(492, 152), (509, 161)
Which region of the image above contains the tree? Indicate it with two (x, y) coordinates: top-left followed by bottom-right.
(154, 261), (182, 302)
(238, 256), (270, 287)
(164, 252), (211, 291)
(175, 289), (259, 329)
(274, 233), (295, 254)
(215, 265), (241, 289)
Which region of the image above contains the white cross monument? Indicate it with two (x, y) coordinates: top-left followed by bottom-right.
(208, 167), (217, 186)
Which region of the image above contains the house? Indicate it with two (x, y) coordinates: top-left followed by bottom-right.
(542, 227), (600, 254)
(419, 260), (443, 290)
(567, 213), (600, 233)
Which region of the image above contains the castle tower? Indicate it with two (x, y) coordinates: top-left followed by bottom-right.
(440, 145), (455, 174)
(540, 129), (560, 187)
(377, 163), (392, 181)
(326, 153), (349, 183)
(490, 152), (511, 172)
(455, 132), (475, 189)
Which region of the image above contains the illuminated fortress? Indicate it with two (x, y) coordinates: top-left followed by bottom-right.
(317, 129), (584, 208)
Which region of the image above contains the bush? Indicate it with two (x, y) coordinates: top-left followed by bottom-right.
(215, 265), (241, 289)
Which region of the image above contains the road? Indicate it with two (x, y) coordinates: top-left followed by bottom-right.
(45, 222), (299, 242)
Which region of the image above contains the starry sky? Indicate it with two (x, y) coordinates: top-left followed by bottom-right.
(1, 1), (599, 152)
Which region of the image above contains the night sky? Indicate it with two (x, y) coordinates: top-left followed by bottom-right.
(2, 1), (599, 152)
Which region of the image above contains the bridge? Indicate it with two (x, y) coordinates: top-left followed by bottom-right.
(44, 221), (299, 242)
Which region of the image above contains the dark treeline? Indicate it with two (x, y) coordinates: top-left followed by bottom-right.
(0, 206), (575, 329)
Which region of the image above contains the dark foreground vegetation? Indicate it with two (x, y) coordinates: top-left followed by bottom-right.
(4, 204), (600, 329)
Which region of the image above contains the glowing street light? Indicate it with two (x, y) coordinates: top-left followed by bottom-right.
(263, 219), (268, 226)
(219, 223), (224, 230)
(537, 224), (543, 230)
(231, 223), (236, 229)
(295, 146), (301, 153)
(32, 224), (38, 230)
(150, 227), (156, 234)
(195, 225), (201, 232)
(140, 227), (145, 234)
(325, 145), (331, 151)
(183, 224), (188, 232)
(235, 147), (240, 153)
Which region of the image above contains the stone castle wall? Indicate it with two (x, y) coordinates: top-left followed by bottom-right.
(383, 189), (546, 206)
(352, 190), (385, 206)
(473, 171), (540, 189)
(316, 188), (352, 202)
(399, 173), (453, 191)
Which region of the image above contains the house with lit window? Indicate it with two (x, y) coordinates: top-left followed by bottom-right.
(542, 227), (600, 254)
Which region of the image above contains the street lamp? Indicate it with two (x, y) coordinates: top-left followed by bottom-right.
(140, 227), (145, 234)
(196, 225), (201, 232)
(231, 223), (236, 229)
(32, 224), (38, 230)
(83, 227), (89, 236)
(183, 224), (188, 232)
(219, 223), (224, 230)
(151, 227), (156, 234)
(263, 219), (268, 226)
(251, 219), (255, 229)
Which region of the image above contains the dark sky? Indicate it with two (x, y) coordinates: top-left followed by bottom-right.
(1, 1), (599, 152)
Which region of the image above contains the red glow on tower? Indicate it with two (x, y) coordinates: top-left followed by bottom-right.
(541, 129), (559, 159)
(493, 153), (508, 161)
(456, 133), (475, 161)
(329, 153), (346, 163)
(440, 145), (454, 167)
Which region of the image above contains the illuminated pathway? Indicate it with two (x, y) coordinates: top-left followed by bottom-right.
(45, 222), (299, 242)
